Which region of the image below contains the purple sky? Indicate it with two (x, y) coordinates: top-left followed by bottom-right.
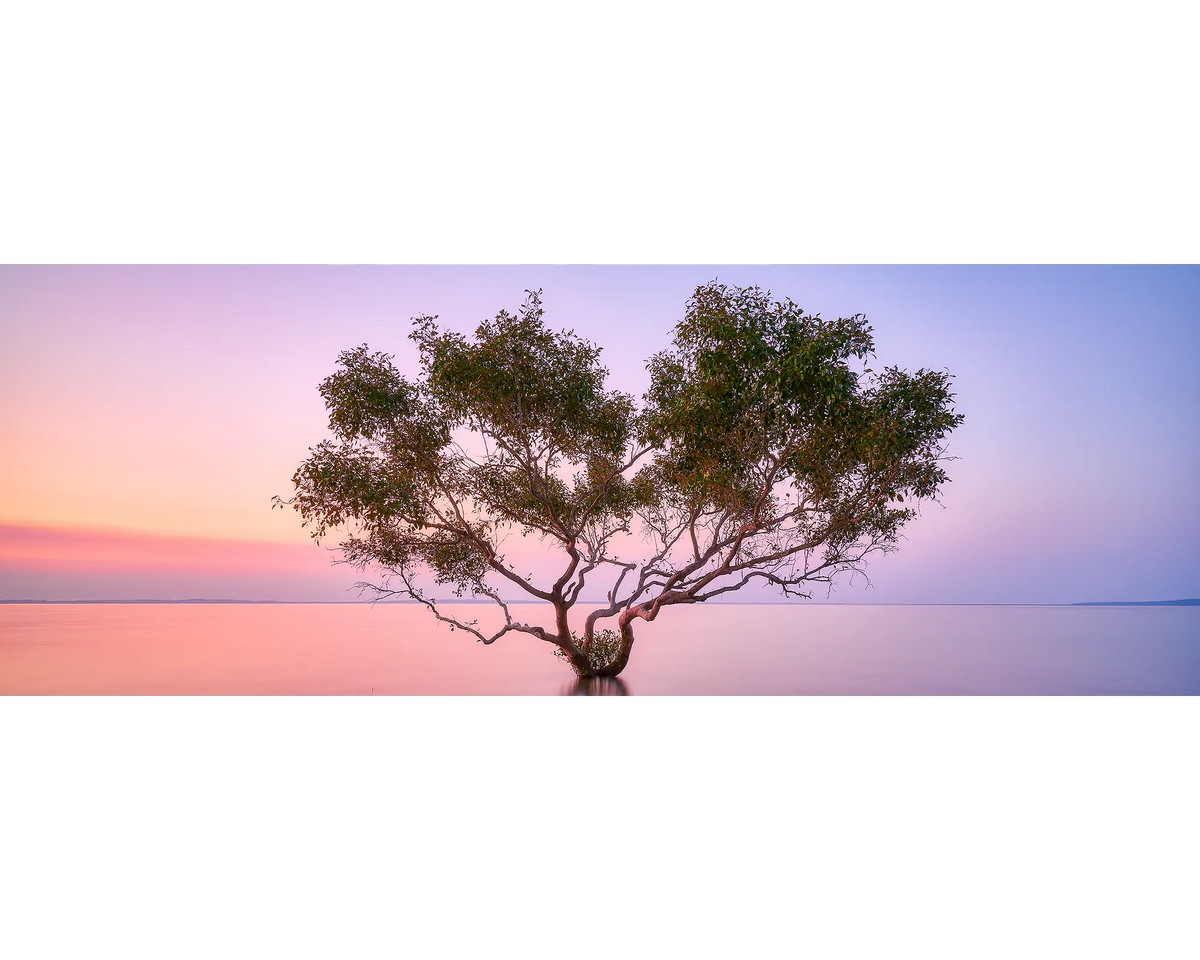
(2, 265), (1197, 602)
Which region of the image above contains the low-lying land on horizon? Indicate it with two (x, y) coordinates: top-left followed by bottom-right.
(3, 598), (1199, 606)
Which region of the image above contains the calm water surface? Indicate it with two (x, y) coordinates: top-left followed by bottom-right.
(1, 603), (1197, 695)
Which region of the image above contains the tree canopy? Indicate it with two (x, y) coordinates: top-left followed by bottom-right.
(277, 283), (963, 677)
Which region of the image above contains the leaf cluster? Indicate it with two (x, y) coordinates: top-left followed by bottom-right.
(282, 292), (651, 602)
(641, 283), (963, 549)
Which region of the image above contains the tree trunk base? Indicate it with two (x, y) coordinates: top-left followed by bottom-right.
(573, 618), (636, 678)
(565, 676), (629, 696)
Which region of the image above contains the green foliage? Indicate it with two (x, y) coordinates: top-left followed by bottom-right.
(642, 283), (963, 547)
(279, 290), (649, 595)
(555, 628), (623, 673)
(412, 291), (635, 465)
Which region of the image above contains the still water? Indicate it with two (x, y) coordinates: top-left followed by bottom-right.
(1, 603), (1197, 695)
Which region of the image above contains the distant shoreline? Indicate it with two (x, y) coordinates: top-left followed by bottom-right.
(2, 599), (1197, 607)
(1069, 599), (1200, 607)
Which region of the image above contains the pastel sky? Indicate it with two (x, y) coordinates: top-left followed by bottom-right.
(1, 265), (1197, 602)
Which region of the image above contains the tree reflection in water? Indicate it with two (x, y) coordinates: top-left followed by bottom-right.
(563, 676), (629, 696)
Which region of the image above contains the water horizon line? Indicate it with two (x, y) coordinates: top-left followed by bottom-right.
(3, 598), (1197, 607)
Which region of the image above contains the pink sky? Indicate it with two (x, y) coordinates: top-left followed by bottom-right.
(2, 265), (1197, 602)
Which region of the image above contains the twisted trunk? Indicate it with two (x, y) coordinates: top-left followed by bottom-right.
(569, 592), (675, 676)
(592, 615), (636, 677)
(552, 598), (593, 676)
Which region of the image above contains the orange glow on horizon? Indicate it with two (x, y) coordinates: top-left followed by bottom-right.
(0, 523), (332, 575)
